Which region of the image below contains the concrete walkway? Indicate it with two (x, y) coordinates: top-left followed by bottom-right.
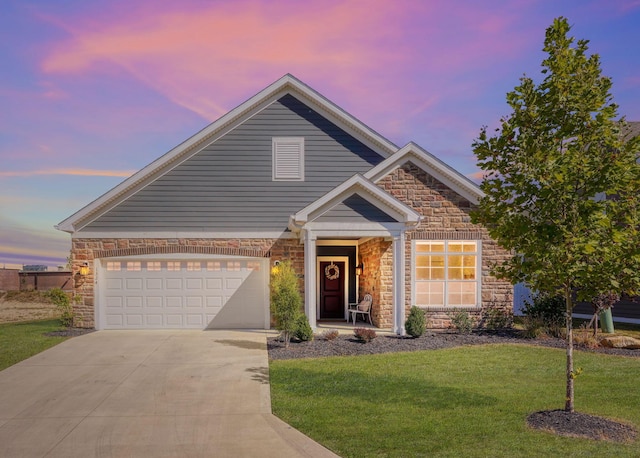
(0, 330), (339, 457)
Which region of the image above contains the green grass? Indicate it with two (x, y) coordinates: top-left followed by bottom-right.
(270, 345), (640, 457)
(0, 319), (69, 371)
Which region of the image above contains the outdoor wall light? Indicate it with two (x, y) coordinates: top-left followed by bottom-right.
(79, 262), (89, 277)
(355, 263), (364, 276)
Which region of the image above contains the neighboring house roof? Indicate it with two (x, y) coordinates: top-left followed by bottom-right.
(56, 74), (399, 233)
(365, 142), (484, 205)
(621, 121), (640, 142)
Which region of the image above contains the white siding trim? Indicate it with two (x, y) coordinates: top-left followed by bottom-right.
(71, 231), (297, 239)
(273, 137), (304, 181)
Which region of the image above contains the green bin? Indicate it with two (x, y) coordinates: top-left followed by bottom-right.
(599, 308), (614, 334)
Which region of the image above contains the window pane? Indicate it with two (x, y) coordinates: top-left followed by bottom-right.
(449, 242), (463, 252)
(463, 255), (476, 267)
(416, 256), (430, 267)
(431, 267), (445, 280)
(448, 267), (463, 280)
(463, 242), (477, 252)
(463, 268), (476, 280)
(449, 255), (462, 267)
(431, 255), (444, 267)
(416, 267), (430, 280)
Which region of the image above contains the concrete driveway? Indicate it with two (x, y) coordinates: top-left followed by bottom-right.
(0, 330), (338, 457)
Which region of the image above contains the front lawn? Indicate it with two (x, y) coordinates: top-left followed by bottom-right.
(270, 345), (640, 457)
(0, 319), (69, 371)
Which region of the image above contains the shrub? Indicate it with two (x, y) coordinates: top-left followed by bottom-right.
(449, 310), (473, 334)
(483, 303), (513, 330)
(294, 314), (314, 342)
(521, 316), (548, 339)
(354, 327), (377, 342)
(522, 293), (565, 338)
(270, 261), (303, 347)
(321, 329), (340, 341)
(45, 288), (74, 327)
(405, 306), (426, 338)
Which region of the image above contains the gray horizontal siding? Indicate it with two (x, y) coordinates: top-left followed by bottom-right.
(83, 94), (385, 232)
(316, 195), (398, 223)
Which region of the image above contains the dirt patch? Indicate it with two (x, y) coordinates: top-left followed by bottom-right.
(0, 299), (59, 324)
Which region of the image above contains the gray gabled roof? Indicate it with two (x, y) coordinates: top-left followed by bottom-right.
(56, 74), (399, 233)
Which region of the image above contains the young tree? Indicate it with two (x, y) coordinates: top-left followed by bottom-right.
(472, 17), (640, 412)
(270, 260), (303, 348)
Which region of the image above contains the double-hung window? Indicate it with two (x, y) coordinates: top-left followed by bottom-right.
(414, 240), (480, 308)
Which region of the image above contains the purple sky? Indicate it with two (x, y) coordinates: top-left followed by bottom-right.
(1, 0), (639, 268)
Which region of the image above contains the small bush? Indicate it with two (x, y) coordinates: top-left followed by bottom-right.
(294, 314), (314, 342)
(321, 329), (340, 341)
(574, 324), (600, 349)
(521, 316), (548, 339)
(45, 288), (74, 327)
(450, 311), (473, 334)
(484, 306), (513, 330)
(354, 327), (377, 342)
(523, 293), (565, 338)
(405, 306), (426, 338)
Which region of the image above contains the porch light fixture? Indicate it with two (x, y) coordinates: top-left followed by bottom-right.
(355, 263), (364, 276)
(79, 262), (89, 277)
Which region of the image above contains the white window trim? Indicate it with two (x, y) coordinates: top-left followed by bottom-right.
(273, 137), (304, 181)
(411, 239), (482, 310)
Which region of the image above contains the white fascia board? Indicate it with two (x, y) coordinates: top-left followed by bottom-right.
(57, 74), (397, 233)
(365, 142), (485, 205)
(70, 231), (297, 240)
(292, 174), (420, 226)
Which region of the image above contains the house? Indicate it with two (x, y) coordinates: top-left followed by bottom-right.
(56, 74), (513, 333)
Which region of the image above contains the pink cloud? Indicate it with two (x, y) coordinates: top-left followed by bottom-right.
(37, 0), (534, 127)
(0, 168), (134, 177)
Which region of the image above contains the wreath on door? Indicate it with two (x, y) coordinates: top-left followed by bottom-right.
(325, 262), (340, 280)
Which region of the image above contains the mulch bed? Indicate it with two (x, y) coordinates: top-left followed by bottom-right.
(268, 330), (639, 443)
(44, 328), (96, 337)
(267, 330), (640, 361)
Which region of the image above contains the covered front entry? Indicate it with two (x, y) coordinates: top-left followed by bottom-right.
(318, 257), (349, 320)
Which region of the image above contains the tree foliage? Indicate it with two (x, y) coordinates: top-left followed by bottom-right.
(471, 17), (640, 412)
(270, 261), (303, 348)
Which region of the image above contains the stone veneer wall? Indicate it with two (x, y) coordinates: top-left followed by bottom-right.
(357, 238), (393, 328)
(377, 162), (513, 330)
(71, 237), (304, 328)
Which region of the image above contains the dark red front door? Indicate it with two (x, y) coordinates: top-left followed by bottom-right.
(320, 261), (345, 319)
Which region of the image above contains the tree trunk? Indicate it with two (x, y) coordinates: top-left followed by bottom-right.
(564, 286), (574, 412)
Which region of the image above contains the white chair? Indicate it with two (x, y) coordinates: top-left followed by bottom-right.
(348, 294), (373, 325)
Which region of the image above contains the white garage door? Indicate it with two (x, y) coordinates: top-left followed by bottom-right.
(99, 258), (268, 330)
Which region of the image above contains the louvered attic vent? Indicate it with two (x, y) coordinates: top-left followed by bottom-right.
(273, 137), (304, 181)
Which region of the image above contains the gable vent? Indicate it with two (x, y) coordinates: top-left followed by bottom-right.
(273, 137), (304, 181)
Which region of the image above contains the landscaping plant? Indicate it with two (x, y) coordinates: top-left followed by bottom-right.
(294, 314), (314, 342)
(449, 310), (473, 335)
(405, 306), (426, 337)
(270, 261), (303, 348)
(353, 327), (376, 342)
(471, 17), (640, 412)
(45, 288), (75, 328)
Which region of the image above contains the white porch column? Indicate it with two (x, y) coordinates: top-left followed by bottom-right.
(393, 232), (406, 335)
(303, 229), (318, 329)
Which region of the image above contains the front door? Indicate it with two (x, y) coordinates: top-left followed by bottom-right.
(319, 261), (345, 319)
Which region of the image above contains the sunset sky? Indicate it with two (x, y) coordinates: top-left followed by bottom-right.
(1, 0), (639, 268)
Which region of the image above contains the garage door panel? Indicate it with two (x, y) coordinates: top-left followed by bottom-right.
(186, 297), (202, 307)
(126, 315), (143, 326)
(186, 278), (202, 289)
(166, 278), (182, 289)
(166, 297), (183, 308)
(101, 258), (267, 329)
(106, 278), (123, 290)
(147, 296), (163, 307)
(146, 278), (163, 289)
(206, 278), (222, 289)
(125, 278), (143, 289)
(145, 315), (163, 326)
(126, 296), (142, 308)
